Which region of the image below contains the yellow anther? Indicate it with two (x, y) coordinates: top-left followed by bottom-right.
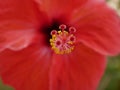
(58, 31), (61, 33)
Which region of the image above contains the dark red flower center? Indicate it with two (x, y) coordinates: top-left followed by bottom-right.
(39, 18), (76, 54)
(40, 19), (61, 45)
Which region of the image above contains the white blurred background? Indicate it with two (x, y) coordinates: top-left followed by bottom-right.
(107, 0), (120, 14)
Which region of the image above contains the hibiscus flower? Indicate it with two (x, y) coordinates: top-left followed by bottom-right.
(0, 0), (120, 90)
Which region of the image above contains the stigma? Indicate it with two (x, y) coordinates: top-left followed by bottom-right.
(50, 24), (76, 54)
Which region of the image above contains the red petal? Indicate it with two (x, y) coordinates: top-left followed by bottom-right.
(34, 0), (104, 18)
(70, 2), (120, 55)
(0, 43), (106, 90)
(0, 0), (48, 51)
(0, 44), (52, 90)
(50, 43), (106, 90)
(49, 54), (64, 90)
(0, 30), (35, 51)
(0, 0), (43, 26)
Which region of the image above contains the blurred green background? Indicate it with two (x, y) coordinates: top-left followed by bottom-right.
(0, 0), (120, 90)
(98, 55), (120, 90)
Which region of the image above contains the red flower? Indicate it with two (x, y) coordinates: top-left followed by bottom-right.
(0, 0), (120, 90)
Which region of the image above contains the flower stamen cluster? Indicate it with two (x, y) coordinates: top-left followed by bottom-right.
(50, 24), (76, 54)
